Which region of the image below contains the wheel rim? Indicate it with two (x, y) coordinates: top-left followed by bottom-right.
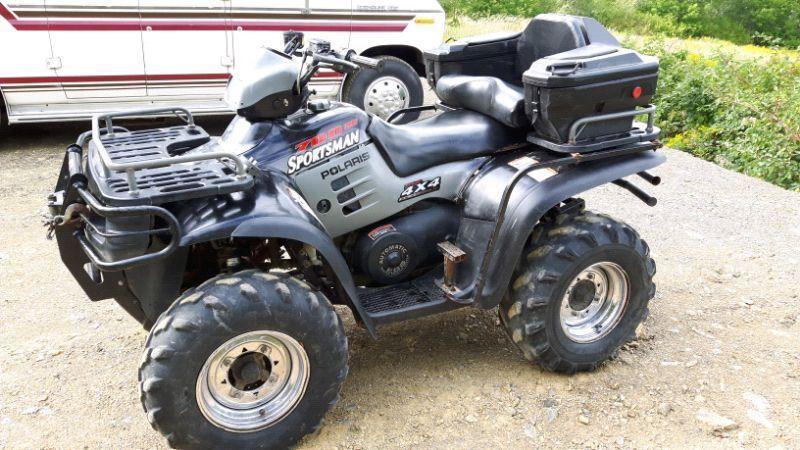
(559, 261), (630, 343)
(196, 330), (310, 432)
(364, 76), (410, 119)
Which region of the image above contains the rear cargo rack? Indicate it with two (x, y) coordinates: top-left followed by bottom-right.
(88, 107), (253, 205)
(527, 105), (660, 153)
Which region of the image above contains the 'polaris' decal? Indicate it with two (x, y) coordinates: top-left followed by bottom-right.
(398, 177), (440, 202)
(320, 151), (370, 180)
(288, 119), (360, 175)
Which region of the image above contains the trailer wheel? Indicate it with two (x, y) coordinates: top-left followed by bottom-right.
(341, 55), (423, 123)
(0, 99), (8, 136)
(138, 270), (348, 449)
(500, 211), (656, 374)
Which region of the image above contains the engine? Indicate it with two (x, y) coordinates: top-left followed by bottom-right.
(350, 202), (460, 285)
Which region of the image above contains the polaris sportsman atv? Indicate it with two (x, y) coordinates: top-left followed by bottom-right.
(47, 14), (664, 449)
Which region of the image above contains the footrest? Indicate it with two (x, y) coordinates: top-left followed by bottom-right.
(358, 271), (465, 325)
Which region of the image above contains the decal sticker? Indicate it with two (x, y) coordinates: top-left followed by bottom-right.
(320, 151), (370, 179)
(508, 156), (557, 182)
(286, 187), (316, 217)
(287, 119), (360, 175)
(367, 224), (396, 240)
(398, 177), (441, 202)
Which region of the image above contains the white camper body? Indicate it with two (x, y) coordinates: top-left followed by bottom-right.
(0, 0), (445, 124)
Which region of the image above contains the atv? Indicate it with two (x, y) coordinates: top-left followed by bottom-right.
(47, 14), (664, 449)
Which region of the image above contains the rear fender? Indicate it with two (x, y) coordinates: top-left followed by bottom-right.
(452, 149), (666, 309)
(176, 170), (376, 336)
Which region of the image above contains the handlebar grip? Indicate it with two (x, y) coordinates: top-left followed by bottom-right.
(345, 51), (383, 70)
(313, 53), (359, 71)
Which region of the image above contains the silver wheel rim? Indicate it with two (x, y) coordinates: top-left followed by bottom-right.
(364, 76), (410, 119)
(196, 330), (309, 432)
(559, 261), (629, 343)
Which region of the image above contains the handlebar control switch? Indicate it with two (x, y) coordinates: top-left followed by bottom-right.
(308, 38), (331, 54)
(308, 99), (332, 114)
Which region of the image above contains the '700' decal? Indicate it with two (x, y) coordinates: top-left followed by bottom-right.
(287, 119), (360, 175)
(398, 177), (440, 202)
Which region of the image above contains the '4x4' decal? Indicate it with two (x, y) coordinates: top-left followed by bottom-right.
(398, 177), (440, 202)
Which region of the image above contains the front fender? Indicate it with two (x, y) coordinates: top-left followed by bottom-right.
(452, 149), (666, 308)
(175, 170), (376, 336)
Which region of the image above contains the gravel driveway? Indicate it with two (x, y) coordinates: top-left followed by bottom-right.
(1, 117), (799, 449)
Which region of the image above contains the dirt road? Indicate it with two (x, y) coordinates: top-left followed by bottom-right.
(1, 118), (799, 449)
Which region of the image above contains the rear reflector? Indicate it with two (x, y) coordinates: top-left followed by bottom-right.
(632, 86), (643, 99)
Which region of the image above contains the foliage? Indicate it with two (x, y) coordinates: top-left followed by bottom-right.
(440, 0), (800, 48)
(626, 38), (800, 190)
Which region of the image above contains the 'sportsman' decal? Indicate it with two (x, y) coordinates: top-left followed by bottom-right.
(288, 119), (360, 174)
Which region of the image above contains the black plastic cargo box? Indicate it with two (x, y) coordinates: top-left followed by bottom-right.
(523, 45), (659, 144)
(423, 33), (520, 88)
(423, 13), (661, 152)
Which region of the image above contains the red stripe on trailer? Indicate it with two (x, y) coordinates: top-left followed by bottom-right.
(0, 1), (15, 20)
(0, 73), (228, 84)
(0, 72), (341, 85)
(0, 2), (408, 32)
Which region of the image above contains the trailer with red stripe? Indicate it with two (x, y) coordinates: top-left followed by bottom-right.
(0, 0), (445, 129)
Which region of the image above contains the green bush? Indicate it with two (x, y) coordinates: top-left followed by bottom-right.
(626, 38), (800, 190)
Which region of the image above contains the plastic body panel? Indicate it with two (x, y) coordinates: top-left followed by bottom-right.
(175, 169), (377, 335)
(449, 148), (666, 309)
(242, 102), (371, 169)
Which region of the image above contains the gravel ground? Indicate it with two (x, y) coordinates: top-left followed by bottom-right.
(1, 115), (799, 449)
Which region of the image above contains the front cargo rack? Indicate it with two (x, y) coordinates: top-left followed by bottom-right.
(86, 107), (253, 206)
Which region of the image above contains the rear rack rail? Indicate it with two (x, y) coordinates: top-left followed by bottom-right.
(527, 104), (660, 154)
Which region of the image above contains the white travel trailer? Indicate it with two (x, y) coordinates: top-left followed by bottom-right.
(0, 0), (445, 129)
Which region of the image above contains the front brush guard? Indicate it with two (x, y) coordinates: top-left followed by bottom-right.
(48, 143), (182, 272)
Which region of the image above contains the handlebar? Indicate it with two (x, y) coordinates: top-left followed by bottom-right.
(312, 53), (360, 72)
(295, 43), (385, 90)
(344, 50), (384, 70)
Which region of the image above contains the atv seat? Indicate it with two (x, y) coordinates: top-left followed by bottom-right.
(368, 109), (525, 177)
(434, 75), (527, 129)
(428, 14), (608, 130)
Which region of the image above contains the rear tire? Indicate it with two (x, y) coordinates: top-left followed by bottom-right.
(139, 270), (348, 449)
(499, 211), (656, 374)
(341, 55), (423, 123)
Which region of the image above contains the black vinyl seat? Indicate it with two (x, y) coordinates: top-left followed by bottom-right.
(368, 110), (525, 177)
(434, 75), (527, 128)
(429, 14), (596, 130)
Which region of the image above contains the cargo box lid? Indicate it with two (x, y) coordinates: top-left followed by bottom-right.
(522, 44), (659, 88)
(423, 32), (519, 62)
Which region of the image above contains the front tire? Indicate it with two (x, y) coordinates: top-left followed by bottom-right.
(341, 55), (423, 123)
(500, 211), (656, 374)
(139, 270), (348, 449)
